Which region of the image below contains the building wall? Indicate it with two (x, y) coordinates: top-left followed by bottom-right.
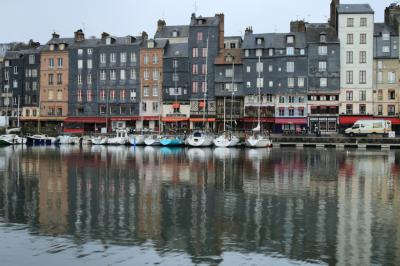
(338, 13), (374, 115)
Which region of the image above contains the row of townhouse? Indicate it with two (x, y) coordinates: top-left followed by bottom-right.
(2, 0), (400, 134)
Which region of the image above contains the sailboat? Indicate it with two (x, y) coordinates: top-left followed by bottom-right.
(245, 56), (272, 148)
(214, 57), (240, 147)
(187, 35), (215, 147)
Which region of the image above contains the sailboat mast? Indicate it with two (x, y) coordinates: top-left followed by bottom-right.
(174, 57), (178, 131)
(230, 60), (235, 130)
(202, 35), (209, 129)
(257, 56), (261, 129)
(17, 95), (20, 128)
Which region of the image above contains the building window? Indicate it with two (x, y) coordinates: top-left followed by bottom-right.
(152, 54), (158, 64)
(346, 51), (353, 64)
(298, 107), (304, 116)
(256, 62), (263, 72)
(246, 81), (251, 88)
(120, 69), (126, 80)
(378, 105), (383, 115)
(110, 53), (116, 63)
(225, 68), (233, 77)
(29, 55), (35, 64)
(120, 89), (126, 101)
(246, 66), (251, 72)
(377, 90), (383, 100)
(192, 64), (198, 75)
(388, 71), (396, 83)
(286, 47), (294, 56)
(245, 49), (249, 57)
(286, 36), (294, 43)
(346, 71), (353, 84)
(100, 89), (105, 101)
(152, 102), (159, 112)
(87, 59), (92, 69)
(359, 104), (366, 115)
(388, 105), (396, 116)
(256, 37), (263, 45)
(256, 49), (262, 57)
(268, 81), (273, 87)
(144, 69), (149, 80)
(57, 90), (62, 100)
(360, 34), (367, 44)
(288, 96), (294, 103)
(131, 53), (137, 63)
(347, 18), (354, 27)
(320, 34), (327, 43)
(78, 49), (83, 55)
(100, 105), (106, 114)
(152, 86), (158, 96)
(382, 33), (390, 41)
(359, 71), (366, 84)
(279, 108), (285, 116)
(109, 89), (115, 101)
(100, 53), (106, 64)
(287, 78), (294, 88)
(173, 73), (179, 82)
(201, 81), (207, 93)
(32, 81), (37, 91)
(87, 90), (92, 102)
(77, 74), (82, 85)
(286, 61), (294, 72)
(359, 90), (366, 101)
(298, 77), (305, 87)
(202, 48), (208, 57)
(382, 46), (390, 53)
(346, 104), (353, 115)
(389, 90), (396, 100)
(77, 89), (82, 102)
(318, 61), (327, 71)
(268, 65), (273, 72)
(192, 82), (198, 93)
(78, 60), (83, 69)
(347, 34), (353, 44)
(202, 64), (207, 75)
(110, 69), (116, 80)
(268, 48), (274, 56)
(120, 52), (127, 63)
(192, 48), (198, 57)
(131, 69), (136, 80)
(359, 51), (366, 63)
(144, 54), (149, 64)
(346, 91), (353, 101)
(360, 17), (367, 27)
(48, 74), (54, 85)
(256, 78), (263, 88)
(100, 70), (106, 80)
(49, 58), (54, 69)
(320, 78), (327, 87)
(173, 59), (178, 68)
(48, 89), (54, 100)
(279, 96), (285, 103)
(87, 48), (92, 55)
(318, 46), (327, 55)
(197, 32), (203, 41)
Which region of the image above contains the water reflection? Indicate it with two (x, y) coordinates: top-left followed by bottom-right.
(0, 146), (399, 265)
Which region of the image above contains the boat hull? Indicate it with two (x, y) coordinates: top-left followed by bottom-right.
(245, 136), (272, 148)
(129, 135), (145, 145)
(187, 132), (214, 147)
(160, 138), (184, 146)
(213, 134), (240, 147)
(26, 136), (52, 146)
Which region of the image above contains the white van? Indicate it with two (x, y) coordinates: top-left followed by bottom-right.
(345, 120), (391, 136)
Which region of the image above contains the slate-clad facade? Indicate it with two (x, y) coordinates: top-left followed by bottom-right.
(188, 13), (224, 129)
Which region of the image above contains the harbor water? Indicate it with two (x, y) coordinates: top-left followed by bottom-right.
(0, 146), (399, 265)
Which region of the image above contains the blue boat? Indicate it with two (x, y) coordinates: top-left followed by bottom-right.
(160, 136), (184, 146)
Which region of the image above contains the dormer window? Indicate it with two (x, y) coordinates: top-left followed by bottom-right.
(382, 32), (390, 41)
(320, 33), (327, 43)
(59, 43), (65, 50)
(49, 44), (55, 51)
(225, 54), (233, 63)
(147, 40), (155, 49)
(197, 19), (204, 25)
(286, 35), (294, 44)
(172, 30), (178, 37)
(256, 37), (263, 45)
(106, 37), (112, 45)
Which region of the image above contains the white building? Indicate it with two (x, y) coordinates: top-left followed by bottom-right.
(337, 4), (374, 124)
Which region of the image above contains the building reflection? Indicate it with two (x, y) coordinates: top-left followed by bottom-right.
(0, 146), (399, 265)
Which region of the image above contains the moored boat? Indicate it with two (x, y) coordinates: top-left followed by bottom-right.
(129, 134), (145, 146)
(160, 135), (185, 146)
(186, 131), (214, 147)
(26, 134), (53, 146)
(213, 132), (240, 147)
(144, 134), (162, 146)
(91, 135), (108, 145)
(107, 128), (129, 145)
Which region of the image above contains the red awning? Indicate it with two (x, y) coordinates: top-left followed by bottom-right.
(339, 115), (373, 124)
(190, 118), (216, 122)
(110, 116), (140, 121)
(64, 128), (84, 133)
(275, 118), (308, 124)
(162, 117), (189, 122)
(65, 117), (107, 123)
(241, 117), (275, 123)
(381, 117), (400, 125)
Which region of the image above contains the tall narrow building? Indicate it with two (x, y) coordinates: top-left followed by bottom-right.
(336, 3), (374, 130)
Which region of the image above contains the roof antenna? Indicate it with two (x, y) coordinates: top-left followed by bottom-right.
(194, 0), (198, 13)
(81, 22), (87, 32)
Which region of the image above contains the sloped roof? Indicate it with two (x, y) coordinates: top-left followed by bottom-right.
(305, 23), (339, 43)
(337, 4), (374, 14)
(155, 25), (189, 39)
(242, 32), (306, 49)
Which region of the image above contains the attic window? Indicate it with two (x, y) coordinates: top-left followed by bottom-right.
(197, 19), (204, 25)
(147, 40), (154, 48)
(286, 35), (294, 44)
(256, 38), (263, 45)
(382, 32), (390, 41)
(49, 44), (55, 51)
(320, 34), (327, 43)
(59, 43), (65, 50)
(172, 30), (178, 37)
(106, 37), (112, 45)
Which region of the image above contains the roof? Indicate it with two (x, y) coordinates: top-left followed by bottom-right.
(164, 43), (188, 58)
(190, 14), (221, 26)
(305, 23), (339, 43)
(337, 4), (374, 14)
(141, 39), (168, 49)
(242, 32), (307, 49)
(155, 25), (189, 39)
(374, 23), (397, 36)
(214, 49), (242, 65)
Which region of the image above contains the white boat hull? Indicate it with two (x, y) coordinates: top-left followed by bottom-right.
(107, 137), (128, 145)
(187, 132), (214, 147)
(213, 134), (240, 147)
(91, 136), (108, 145)
(245, 136), (272, 148)
(144, 135), (162, 146)
(129, 135), (145, 145)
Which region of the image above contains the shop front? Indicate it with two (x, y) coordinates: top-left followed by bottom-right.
(274, 117), (308, 133)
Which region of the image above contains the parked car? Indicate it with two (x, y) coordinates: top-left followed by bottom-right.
(344, 120), (391, 136)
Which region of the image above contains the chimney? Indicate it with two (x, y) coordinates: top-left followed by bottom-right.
(74, 29), (85, 42)
(290, 20), (306, 32)
(157, 19), (166, 32)
(101, 32), (110, 41)
(385, 3), (400, 27)
(52, 32), (60, 39)
(28, 39), (40, 48)
(217, 13), (225, 50)
(329, 0), (340, 28)
(245, 26), (253, 35)
(142, 31), (148, 40)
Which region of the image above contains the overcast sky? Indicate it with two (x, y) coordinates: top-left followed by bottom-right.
(0, 0), (393, 43)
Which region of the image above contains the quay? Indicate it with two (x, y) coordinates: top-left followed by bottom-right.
(270, 135), (400, 150)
